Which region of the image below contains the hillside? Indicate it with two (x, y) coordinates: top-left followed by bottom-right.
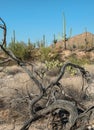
(55, 32), (94, 49)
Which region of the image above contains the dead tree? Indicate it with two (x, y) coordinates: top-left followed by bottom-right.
(0, 18), (94, 130)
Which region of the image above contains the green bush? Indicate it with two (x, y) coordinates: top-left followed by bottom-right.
(8, 41), (27, 60)
(24, 42), (36, 60)
(8, 41), (37, 60)
(68, 55), (90, 66)
(39, 46), (51, 62)
(9, 42), (26, 59)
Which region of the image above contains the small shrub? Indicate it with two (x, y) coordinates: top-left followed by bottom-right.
(24, 43), (37, 60)
(66, 66), (78, 76)
(72, 44), (76, 49)
(39, 46), (51, 62)
(8, 41), (37, 60)
(45, 60), (63, 70)
(68, 55), (90, 66)
(8, 41), (27, 60)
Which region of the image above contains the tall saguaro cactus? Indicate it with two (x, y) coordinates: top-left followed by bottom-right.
(84, 28), (89, 50)
(11, 30), (16, 44)
(62, 13), (71, 50)
(42, 34), (46, 47)
(53, 34), (57, 45)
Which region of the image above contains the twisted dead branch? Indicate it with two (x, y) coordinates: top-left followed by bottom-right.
(21, 100), (78, 130)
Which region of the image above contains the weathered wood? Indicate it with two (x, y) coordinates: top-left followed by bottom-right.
(20, 100), (78, 130)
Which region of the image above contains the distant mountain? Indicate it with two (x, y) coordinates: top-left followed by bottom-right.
(55, 32), (94, 49)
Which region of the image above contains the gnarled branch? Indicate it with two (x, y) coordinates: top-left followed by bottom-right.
(20, 100), (78, 130)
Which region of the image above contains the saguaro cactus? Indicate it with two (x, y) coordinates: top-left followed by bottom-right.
(62, 13), (72, 49)
(11, 30), (16, 44)
(53, 34), (57, 45)
(42, 34), (46, 47)
(84, 28), (88, 49)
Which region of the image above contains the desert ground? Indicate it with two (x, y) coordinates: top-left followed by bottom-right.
(0, 63), (94, 130)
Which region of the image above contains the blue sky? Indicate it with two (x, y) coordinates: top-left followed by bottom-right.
(0, 0), (94, 45)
